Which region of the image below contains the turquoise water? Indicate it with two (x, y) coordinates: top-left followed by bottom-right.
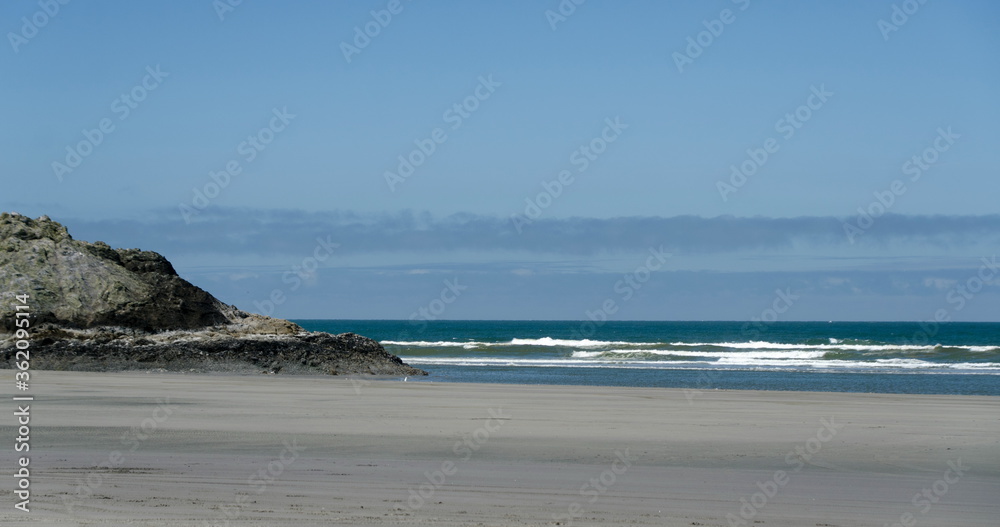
(294, 320), (1000, 396)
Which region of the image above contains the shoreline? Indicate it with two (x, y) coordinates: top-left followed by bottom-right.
(14, 367), (1000, 397)
(17, 365), (1000, 397)
(8, 370), (999, 525)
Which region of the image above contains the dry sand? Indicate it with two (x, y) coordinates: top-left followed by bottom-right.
(2, 370), (998, 526)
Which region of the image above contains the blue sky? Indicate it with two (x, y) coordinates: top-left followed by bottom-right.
(2, 0), (998, 321)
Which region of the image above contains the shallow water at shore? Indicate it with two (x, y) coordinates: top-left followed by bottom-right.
(297, 320), (1000, 395)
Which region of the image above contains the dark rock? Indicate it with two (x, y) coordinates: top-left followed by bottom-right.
(0, 212), (238, 331)
(3, 331), (426, 376)
(0, 213), (426, 377)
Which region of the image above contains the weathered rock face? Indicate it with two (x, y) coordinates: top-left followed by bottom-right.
(0, 213), (425, 376)
(0, 213), (240, 331)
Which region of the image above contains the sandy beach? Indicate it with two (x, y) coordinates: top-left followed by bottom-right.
(3, 370), (998, 526)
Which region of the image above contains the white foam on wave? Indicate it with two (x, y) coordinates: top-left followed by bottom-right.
(716, 357), (934, 368)
(382, 340), (489, 349)
(400, 357), (611, 367)
(509, 337), (636, 347)
(383, 338), (640, 348)
(958, 362), (1000, 369)
(400, 355), (1000, 372)
(665, 341), (997, 352)
(385, 338), (999, 353)
(964, 346), (1000, 352)
(572, 349), (827, 360)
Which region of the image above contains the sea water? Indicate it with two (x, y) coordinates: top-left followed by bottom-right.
(295, 320), (1000, 395)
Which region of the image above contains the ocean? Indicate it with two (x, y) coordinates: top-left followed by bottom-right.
(294, 320), (1000, 396)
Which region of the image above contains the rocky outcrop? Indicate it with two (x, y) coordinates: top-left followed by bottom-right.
(14, 326), (423, 375)
(0, 213), (243, 331)
(0, 213), (425, 376)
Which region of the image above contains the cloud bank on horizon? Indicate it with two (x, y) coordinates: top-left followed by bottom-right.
(38, 209), (1000, 322)
(1, 0), (997, 321)
(58, 208), (1000, 259)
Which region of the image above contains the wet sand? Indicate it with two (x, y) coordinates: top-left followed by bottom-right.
(3, 370), (998, 526)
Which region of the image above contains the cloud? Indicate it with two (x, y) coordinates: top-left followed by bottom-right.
(40, 208), (996, 321)
(57, 208), (1000, 257)
(189, 264), (1000, 322)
